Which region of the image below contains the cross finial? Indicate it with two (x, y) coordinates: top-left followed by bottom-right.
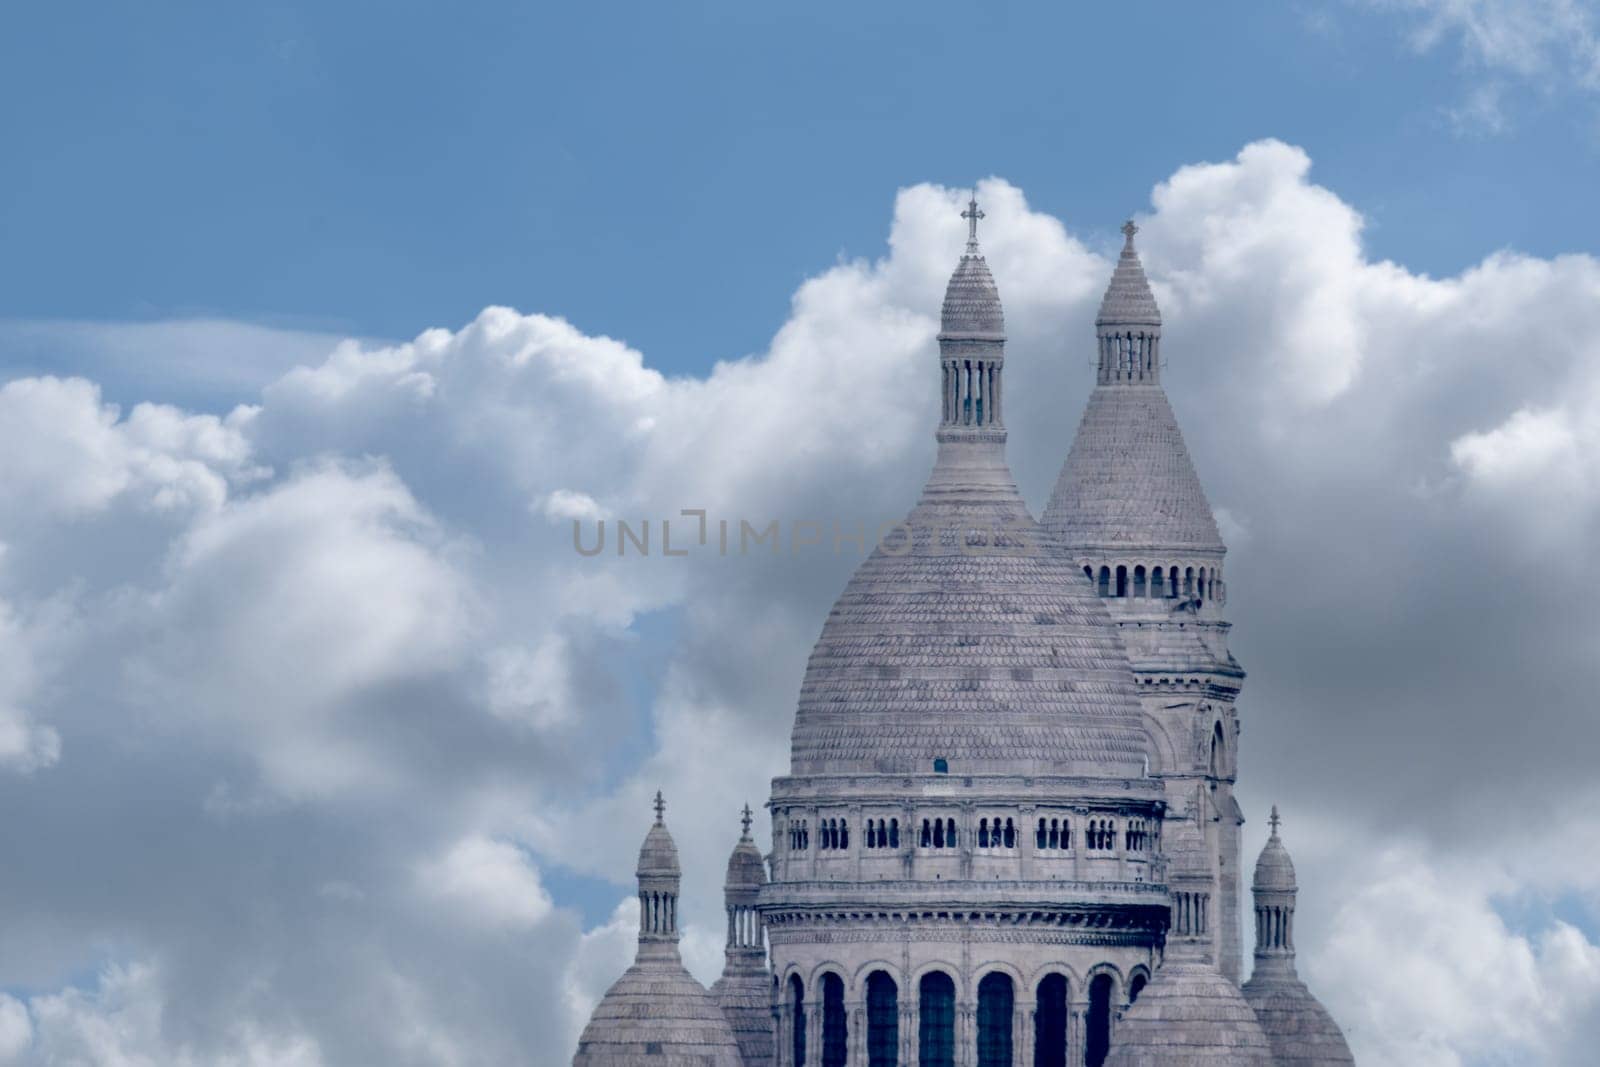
(1268, 804), (1281, 836)
(653, 789), (666, 824)
(1121, 219), (1138, 243)
(741, 803), (753, 839)
(962, 191), (985, 252)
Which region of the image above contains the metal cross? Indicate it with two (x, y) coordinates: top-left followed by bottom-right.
(741, 803), (753, 838)
(1268, 804), (1281, 835)
(653, 789), (666, 823)
(1122, 219), (1138, 241)
(962, 193), (984, 247)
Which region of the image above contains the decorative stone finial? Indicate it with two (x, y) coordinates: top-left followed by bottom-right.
(1121, 219), (1138, 242)
(962, 192), (985, 253)
(653, 789), (666, 825)
(1269, 804), (1281, 837)
(740, 803), (753, 839)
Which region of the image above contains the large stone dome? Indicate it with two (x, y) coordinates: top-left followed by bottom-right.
(789, 437), (1149, 778)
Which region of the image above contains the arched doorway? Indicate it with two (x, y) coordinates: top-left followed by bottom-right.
(1085, 973), (1114, 1067)
(866, 971), (898, 1067)
(976, 973), (1014, 1067)
(1034, 974), (1068, 1067)
(919, 972), (956, 1067)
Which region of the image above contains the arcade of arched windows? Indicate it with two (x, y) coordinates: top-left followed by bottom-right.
(783, 811), (1155, 858)
(1081, 561), (1224, 606)
(777, 966), (1135, 1067)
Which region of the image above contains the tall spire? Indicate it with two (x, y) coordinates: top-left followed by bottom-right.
(1095, 219), (1163, 386)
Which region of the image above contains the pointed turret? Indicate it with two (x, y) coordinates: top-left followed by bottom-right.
(573, 794), (743, 1067)
(1042, 219), (1244, 980)
(712, 804), (774, 1067)
(1242, 809), (1356, 1065)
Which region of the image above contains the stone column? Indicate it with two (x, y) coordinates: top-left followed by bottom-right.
(904, 1001), (918, 1067)
(957, 1001), (975, 1067)
(1068, 1006), (1086, 1067)
(1015, 999), (1033, 1067)
(847, 1003), (865, 1067)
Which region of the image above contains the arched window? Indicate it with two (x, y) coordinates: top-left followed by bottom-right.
(921, 819), (932, 848)
(933, 819), (945, 849)
(1133, 565), (1147, 598)
(840, 820), (849, 850)
(933, 757), (949, 774)
(947, 818), (957, 847)
(1152, 566), (1165, 598)
(1047, 819), (1059, 850)
(1184, 567), (1195, 597)
(1060, 819), (1070, 850)
(1083, 565), (1094, 584)
(822, 973), (847, 1067)
(1003, 818), (1015, 849)
(866, 821), (877, 849)
(1210, 722), (1226, 778)
(1168, 563), (1181, 597)
(866, 971), (898, 1067)
(1085, 973), (1115, 1067)
(1128, 973), (1148, 1004)
(1098, 567), (1110, 596)
(978, 818), (990, 849)
(1036, 818), (1048, 849)
(1116, 565), (1128, 598)
(790, 975), (806, 1067)
(890, 818), (900, 849)
(919, 972), (956, 1067)
(1034, 974), (1068, 1067)
(1198, 567), (1208, 601)
(977, 973), (1014, 1067)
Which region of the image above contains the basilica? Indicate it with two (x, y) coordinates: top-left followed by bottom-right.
(573, 200), (1354, 1067)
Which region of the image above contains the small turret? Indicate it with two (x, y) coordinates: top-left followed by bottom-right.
(712, 804), (774, 1067)
(573, 793), (743, 1067)
(1242, 808), (1356, 1066)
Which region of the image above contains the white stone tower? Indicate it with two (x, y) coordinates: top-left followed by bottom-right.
(759, 197), (1170, 1067)
(713, 804), (777, 1067)
(573, 793), (743, 1067)
(1041, 222), (1247, 983)
(1240, 809), (1355, 1066)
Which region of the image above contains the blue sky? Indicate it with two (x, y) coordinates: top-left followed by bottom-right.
(5, 1), (1600, 391)
(5, 3), (1600, 1065)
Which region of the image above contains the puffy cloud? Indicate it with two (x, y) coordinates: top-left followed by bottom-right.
(5, 140), (1600, 1065)
(0, 995), (31, 1063)
(417, 836), (554, 930)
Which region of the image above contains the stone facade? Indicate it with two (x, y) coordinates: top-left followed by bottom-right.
(573, 201), (1355, 1066)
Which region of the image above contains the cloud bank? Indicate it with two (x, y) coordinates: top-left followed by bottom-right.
(2, 139), (1599, 1065)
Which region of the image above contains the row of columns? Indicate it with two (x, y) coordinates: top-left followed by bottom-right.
(1096, 331), (1159, 385)
(775, 995), (1113, 1067)
(1254, 903), (1293, 952)
(942, 358), (1002, 428)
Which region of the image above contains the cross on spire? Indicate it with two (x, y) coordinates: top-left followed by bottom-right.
(1269, 804), (1281, 836)
(653, 789), (666, 824)
(962, 192), (985, 252)
(740, 803), (753, 838)
(1121, 219), (1138, 243)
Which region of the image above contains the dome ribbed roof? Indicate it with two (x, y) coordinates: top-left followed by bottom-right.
(789, 440), (1148, 777)
(1043, 384), (1224, 553)
(573, 957), (744, 1067)
(725, 838), (765, 889)
(940, 252), (1004, 337)
(1241, 979), (1356, 1067)
(1254, 829), (1297, 893)
(711, 971), (774, 1067)
(1105, 960), (1274, 1067)
(637, 822), (680, 879)
(1098, 221), (1161, 326)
